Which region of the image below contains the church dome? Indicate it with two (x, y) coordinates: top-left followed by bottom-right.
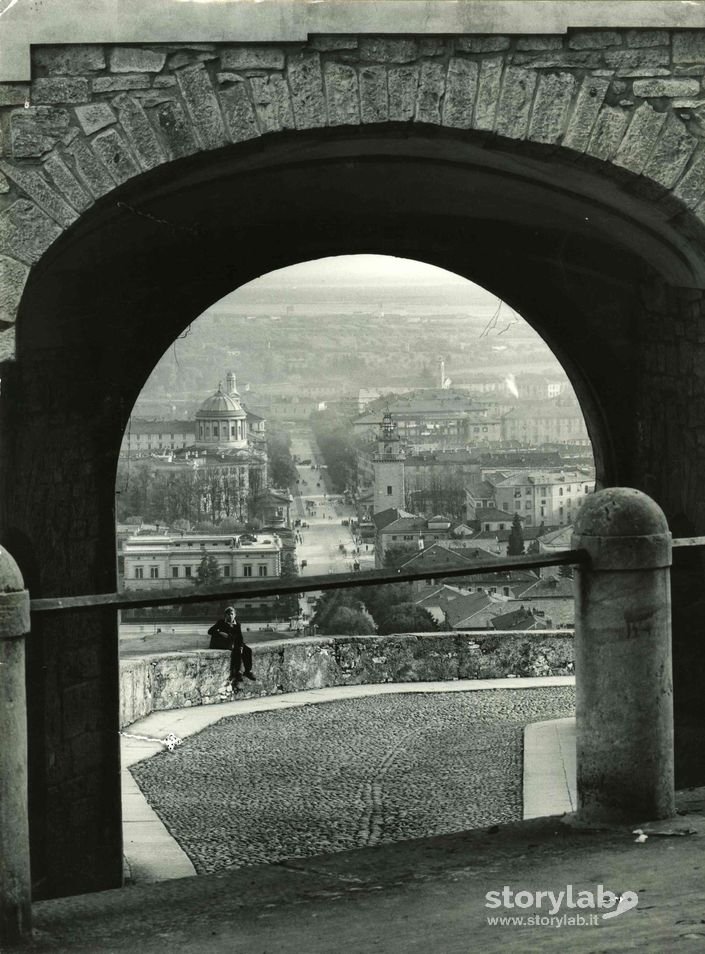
(196, 387), (245, 419)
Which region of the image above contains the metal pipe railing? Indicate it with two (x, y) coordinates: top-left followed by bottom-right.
(30, 548), (588, 615)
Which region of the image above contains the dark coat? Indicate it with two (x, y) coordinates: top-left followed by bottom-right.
(208, 617), (243, 651)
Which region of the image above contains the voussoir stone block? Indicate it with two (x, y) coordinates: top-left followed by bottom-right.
(587, 105), (629, 161)
(42, 153), (92, 212)
(34, 45), (106, 75)
(32, 77), (90, 105)
(674, 147), (705, 208)
(110, 48), (167, 73)
(287, 52), (326, 129)
(220, 47), (286, 71)
(415, 60), (446, 125)
(388, 65), (418, 121)
(644, 115), (698, 189)
(175, 65), (228, 150)
(65, 135), (116, 198)
(74, 102), (117, 136)
(0, 199), (63, 265)
(613, 102), (666, 174)
(0, 254), (29, 326)
(152, 100), (199, 158)
(90, 128), (140, 185)
(473, 56), (503, 132)
(0, 161), (77, 228)
(359, 65), (389, 124)
(218, 83), (260, 143)
(324, 62), (360, 126)
(496, 66), (537, 139)
(563, 75), (611, 153)
(249, 74), (295, 133)
(112, 93), (166, 170)
(10, 107), (71, 158)
(442, 57), (479, 129)
(529, 71), (576, 144)
(0, 327), (16, 360)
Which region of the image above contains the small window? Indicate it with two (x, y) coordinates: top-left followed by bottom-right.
(525, 502), (531, 510)
(184, 566), (192, 578)
(172, 566), (179, 578)
(223, 566), (231, 577)
(150, 566), (159, 579)
(243, 565), (252, 577)
(134, 566), (144, 579)
(387, 485), (393, 495)
(258, 565), (268, 577)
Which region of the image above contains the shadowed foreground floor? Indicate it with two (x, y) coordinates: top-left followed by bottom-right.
(18, 787), (705, 954)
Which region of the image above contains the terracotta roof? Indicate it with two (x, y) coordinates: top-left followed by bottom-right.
(490, 607), (540, 630)
(443, 592), (494, 628)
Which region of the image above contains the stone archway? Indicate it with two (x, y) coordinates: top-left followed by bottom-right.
(4, 30), (705, 899)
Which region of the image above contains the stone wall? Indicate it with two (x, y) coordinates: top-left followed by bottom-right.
(2, 30), (705, 355)
(119, 631), (575, 728)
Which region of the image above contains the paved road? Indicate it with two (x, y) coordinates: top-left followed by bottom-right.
(289, 432), (375, 624)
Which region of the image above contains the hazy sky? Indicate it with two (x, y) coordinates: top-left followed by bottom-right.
(236, 254), (483, 290)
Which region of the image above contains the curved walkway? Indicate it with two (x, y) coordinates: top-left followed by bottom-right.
(121, 676), (575, 883)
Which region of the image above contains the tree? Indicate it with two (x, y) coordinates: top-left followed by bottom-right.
(323, 606), (376, 636)
(527, 539), (540, 555)
(376, 602), (438, 635)
(507, 513), (525, 556)
(196, 552), (221, 587)
(276, 551), (299, 618)
(383, 543), (420, 568)
(354, 582), (413, 625)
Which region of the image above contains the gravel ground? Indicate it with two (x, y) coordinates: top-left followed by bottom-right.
(130, 687), (575, 874)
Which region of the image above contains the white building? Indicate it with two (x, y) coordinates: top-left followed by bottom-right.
(492, 471), (593, 527)
(123, 532), (281, 588)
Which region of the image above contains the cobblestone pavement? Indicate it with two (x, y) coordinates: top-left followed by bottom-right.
(130, 687), (575, 874)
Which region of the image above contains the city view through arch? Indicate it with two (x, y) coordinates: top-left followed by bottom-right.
(116, 254), (594, 650)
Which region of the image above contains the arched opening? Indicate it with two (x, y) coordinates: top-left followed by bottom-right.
(116, 252), (593, 642)
(6, 125), (705, 897)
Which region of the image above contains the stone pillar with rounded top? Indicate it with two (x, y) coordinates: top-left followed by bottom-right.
(0, 546), (31, 943)
(572, 487), (675, 824)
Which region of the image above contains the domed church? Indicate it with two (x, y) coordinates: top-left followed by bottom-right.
(184, 372), (268, 519)
(195, 372), (250, 449)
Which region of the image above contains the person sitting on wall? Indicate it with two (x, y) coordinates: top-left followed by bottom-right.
(208, 606), (256, 687)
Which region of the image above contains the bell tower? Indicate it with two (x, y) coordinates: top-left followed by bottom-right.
(373, 412), (406, 513)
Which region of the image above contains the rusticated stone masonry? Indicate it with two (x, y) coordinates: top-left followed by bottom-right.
(2, 29), (705, 354)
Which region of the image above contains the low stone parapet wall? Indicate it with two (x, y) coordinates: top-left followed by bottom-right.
(119, 630), (574, 728)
